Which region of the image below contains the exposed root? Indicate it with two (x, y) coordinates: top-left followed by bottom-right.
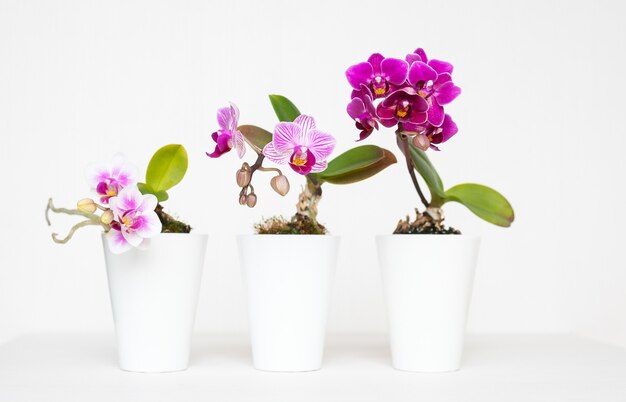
(394, 209), (461, 235)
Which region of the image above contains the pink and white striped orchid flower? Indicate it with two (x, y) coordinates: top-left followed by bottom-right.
(262, 115), (336, 175)
(106, 186), (162, 254)
(206, 103), (246, 159)
(86, 154), (139, 204)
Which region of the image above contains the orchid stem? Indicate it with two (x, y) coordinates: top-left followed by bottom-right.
(256, 166), (282, 175)
(397, 135), (429, 209)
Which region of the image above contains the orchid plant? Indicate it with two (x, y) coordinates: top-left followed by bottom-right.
(346, 48), (514, 233)
(46, 144), (191, 253)
(207, 95), (397, 234)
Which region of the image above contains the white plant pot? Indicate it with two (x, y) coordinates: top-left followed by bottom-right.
(238, 235), (339, 372)
(102, 233), (208, 373)
(377, 234), (480, 372)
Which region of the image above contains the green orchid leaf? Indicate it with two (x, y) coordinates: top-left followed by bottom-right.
(145, 144), (188, 193)
(408, 143), (446, 200)
(137, 182), (152, 194)
(269, 94), (301, 122)
(137, 182), (169, 202)
(238, 125), (273, 154)
(313, 145), (397, 185)
(443, 183), (515, 227)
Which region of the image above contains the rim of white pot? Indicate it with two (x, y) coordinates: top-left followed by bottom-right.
(376, 234), (480, 240)
(238, 234), (339, 238)
(100, 232), (209, 239)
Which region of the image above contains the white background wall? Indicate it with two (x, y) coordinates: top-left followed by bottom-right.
(1, 0), (625, 347)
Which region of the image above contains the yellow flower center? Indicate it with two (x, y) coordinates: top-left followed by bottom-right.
(374, 87), (386, 96)
(291, 147), (308, 166)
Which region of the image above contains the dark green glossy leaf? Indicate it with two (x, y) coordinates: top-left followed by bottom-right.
(313, 145), (397, 185)
(269, 94), (301, 122)
(238, 125), (273, 153)
(145, 144), (188, 193)
(443, 183), (515, 227)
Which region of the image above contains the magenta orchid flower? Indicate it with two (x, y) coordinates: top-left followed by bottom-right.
(403, 114), (459, 151)
(106, 186), (162, 254)
(346, 53), (409, 99)
(207, 103), (246, 159)
(406, 48), (461, 127)
(262, 115), (336, 175)
(376, 87), (429, 128)
(86, 154), (138, 204)
(347, 85), (379, 141)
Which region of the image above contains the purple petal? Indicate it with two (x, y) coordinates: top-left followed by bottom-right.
(305, 129), (335, 160)
(346, 62), (373, 90)
(427, 99), (445, 126)
(408, 111), (428, 125)
(347, 98), (366, 119)
(405, 53), (422, 65)
(217, 106), (235, 131)
(381, 58), (409, 85)
(428, 59), (453, 74)
(402, 122), (427, 133)
(106, 229), (132, 254)
(367, 53), (384, 75)
(228, 103), (240, 131)
(288, 149), (316, 175)
(413, 95), (430, 112)
(135, 211), (162, 238)
(310, 160), (328, 173)
(138, 193), (158, 214)
(294, 115), (316, 136)
(379, 118), (398, 128)
(262, 142), (290, 164)
(233, 130), (246, 159)
(272, 122), (300, 153)
(206, 131), (233, 158)
(440, 114), (458, 142)
(408, 61), (438, 86)
(434, 82), (461, 105)
(434, 72), (452, 87)
(121, 229), (143, 247)
(110, 186), (142, 215)
(376, 104), (396, 120)
(414, 48), (428, 63)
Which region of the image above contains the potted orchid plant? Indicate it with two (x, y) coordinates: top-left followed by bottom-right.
(206, 96), (396, 371)
(46, 145), (207, 373)
(345, 48), (515, 372)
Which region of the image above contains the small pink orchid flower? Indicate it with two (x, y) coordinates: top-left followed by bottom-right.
(86, 154), (139, 204)
(262, 115), (336, 175)
(207, 103), (246, 159)
(106, 186), (162, 254)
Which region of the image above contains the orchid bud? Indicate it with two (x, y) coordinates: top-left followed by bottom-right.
(100, 209), (114, 225)
(77, 198), (97, 213)
(246, 193), (257, 208)
(412, 134), (431, 151)
(236, 168), (251, 188)
(270, 174), (290, 196)
(239, 194), (247, 205)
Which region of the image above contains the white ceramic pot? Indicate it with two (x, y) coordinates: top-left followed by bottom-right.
(102, 233), (208, 373)
(238, 235), (339, 372)
(377, 234), (480, 372)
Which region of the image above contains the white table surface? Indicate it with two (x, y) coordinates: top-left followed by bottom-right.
(0, 333), (625, 401)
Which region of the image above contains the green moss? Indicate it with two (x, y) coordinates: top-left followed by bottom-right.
(255, 215), (327, 235)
